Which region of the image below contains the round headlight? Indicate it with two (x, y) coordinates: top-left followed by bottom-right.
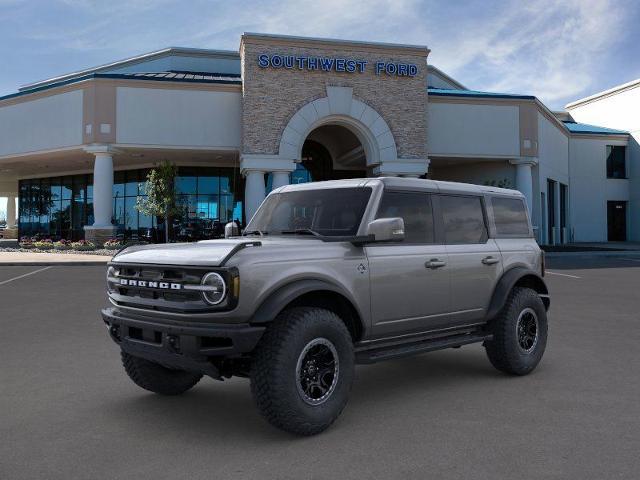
(201, 272), (226, 305)
(106, 266), (118, 293)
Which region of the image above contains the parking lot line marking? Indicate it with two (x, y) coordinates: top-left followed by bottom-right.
(0, 266), (52, 286)
(546, 271), (581, 279)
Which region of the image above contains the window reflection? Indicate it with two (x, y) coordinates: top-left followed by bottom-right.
(18, 167), (243, 242)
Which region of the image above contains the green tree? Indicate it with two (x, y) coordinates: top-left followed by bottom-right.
(136, 161), (181, 243)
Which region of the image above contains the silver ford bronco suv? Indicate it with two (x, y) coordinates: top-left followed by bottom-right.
(102, 178), (549, 435)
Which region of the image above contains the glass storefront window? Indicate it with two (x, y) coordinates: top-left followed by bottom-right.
(18, 166), (243, 242)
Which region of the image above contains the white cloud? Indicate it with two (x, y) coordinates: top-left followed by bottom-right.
(426, 0), (631, 107)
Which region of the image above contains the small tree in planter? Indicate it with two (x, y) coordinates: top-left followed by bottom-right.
(483, 178), (513, 189)
(136, 161), (181, 243)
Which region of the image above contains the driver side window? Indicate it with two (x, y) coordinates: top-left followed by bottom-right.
(376, 191), (434, 244)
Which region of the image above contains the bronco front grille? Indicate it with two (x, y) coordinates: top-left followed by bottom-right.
(108, 264), (215, 313)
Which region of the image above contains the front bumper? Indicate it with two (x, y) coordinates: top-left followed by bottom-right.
(102, 307), (265, 378)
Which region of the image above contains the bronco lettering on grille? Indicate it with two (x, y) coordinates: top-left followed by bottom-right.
(119, 279), (182, 290)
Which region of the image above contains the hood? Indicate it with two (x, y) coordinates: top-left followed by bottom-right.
(110, 236), (323, 266)
(112, 238), (260, 266)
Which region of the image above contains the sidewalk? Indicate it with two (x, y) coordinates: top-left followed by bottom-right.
(0, 251), (112, 266)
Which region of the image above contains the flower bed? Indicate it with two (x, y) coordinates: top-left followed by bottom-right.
(54, 239), (73, 251)
(103, 238), (126, 250)
(71, 240), (96, 251)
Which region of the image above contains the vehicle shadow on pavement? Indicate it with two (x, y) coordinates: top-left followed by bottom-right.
(101, 347), (502, 440)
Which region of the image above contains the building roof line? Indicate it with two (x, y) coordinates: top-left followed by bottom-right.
(1, 72), (241, 103)
(562, 120), (629, 135)
(427, 66), (466, 90)
(565, 78), (640, 109)
(241, 32), (430, 55)
(428, 87), (535, 100)
(19, 47), (240, 92)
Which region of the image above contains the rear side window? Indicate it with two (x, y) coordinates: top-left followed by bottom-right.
(492, 197), (530, 236)
(440, 195), (488, 244)
(376, 191), (434, 243)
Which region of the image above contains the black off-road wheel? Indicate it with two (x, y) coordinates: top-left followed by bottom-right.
(121, 351), (202, 395)
(485, 287), (548, 375)
(250, 307), (355, 436)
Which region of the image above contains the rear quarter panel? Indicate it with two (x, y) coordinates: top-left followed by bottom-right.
(495, 238), (540, 272)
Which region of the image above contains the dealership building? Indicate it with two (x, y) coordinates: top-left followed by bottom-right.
(0, 33), (637, 244)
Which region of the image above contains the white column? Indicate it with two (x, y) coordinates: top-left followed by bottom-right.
(6, 195), (16, 228)
(510, 158), (537, 215)
(244, 170), (266, 222)
(92, 151), (115, 227)
(241, 154), (295, 223)
(271, 171), (290, 190)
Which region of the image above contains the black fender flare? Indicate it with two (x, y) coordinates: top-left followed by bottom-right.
(485, 267), (550, 321)
(249, 279), (360, 325)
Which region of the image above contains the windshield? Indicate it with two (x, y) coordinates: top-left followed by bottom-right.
(246, 187), (372, 237)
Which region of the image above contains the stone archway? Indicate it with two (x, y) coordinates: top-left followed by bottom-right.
(278, 86), (398, 167)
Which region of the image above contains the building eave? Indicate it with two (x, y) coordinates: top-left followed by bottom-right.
(1, 73), (242, 105)
(565, 78), (640, 110)
(19, 47), (241, 93)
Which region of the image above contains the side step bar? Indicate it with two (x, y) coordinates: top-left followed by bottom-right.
(355, 331), (492, 364)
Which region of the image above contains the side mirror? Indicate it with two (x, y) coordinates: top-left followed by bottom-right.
(365, 217), (405, 242)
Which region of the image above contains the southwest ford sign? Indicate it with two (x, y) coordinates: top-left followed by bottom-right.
(257, 54), (418, 77)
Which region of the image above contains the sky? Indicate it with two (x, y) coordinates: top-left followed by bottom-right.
(0, 0), (639, 215)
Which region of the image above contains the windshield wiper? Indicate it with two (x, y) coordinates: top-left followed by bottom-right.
(243, 229), (268, 236)
(279, 228), (322, 238)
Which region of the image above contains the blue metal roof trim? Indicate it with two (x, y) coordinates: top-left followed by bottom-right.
(562, 121), (628, 135)
(0, 72), (242, 102)
(428, 87), (536, 100)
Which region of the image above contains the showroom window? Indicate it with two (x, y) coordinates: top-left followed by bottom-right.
(19, 174), (93, 240)
(606, 145), (626, 179)
(18, 166), (244, 242)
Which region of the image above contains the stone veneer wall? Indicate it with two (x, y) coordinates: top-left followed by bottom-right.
(240, 37), (428, 160)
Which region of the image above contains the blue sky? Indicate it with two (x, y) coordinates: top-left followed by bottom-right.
(1, 0), (639, 108)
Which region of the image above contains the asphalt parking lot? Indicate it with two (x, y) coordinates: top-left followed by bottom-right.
(1, 255), (640, 479)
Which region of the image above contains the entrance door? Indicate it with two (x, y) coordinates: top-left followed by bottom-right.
(366, 191), (450, 337)
(607, 201), (627, 241)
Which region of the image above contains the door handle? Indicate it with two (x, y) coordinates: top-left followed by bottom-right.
(425, 259), (446, 269)
(482, 256), (500, 265)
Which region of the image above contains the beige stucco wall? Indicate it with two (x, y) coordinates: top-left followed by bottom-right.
(116, 86), (242, 148)
(0, 90), (83, 157)
(427, 101), (520, 157)
(240, 36), (428, 160)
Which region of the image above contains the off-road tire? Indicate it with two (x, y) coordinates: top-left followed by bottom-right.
(250, 307), (355, 436)
(121, 351), (202, 395)
(485, 287), (548, 375)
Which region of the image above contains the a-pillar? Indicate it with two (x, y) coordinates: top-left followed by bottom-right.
(84, 145), (118, 245)
(510, 158), (538, 216)
(241, 154), (295, 222)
